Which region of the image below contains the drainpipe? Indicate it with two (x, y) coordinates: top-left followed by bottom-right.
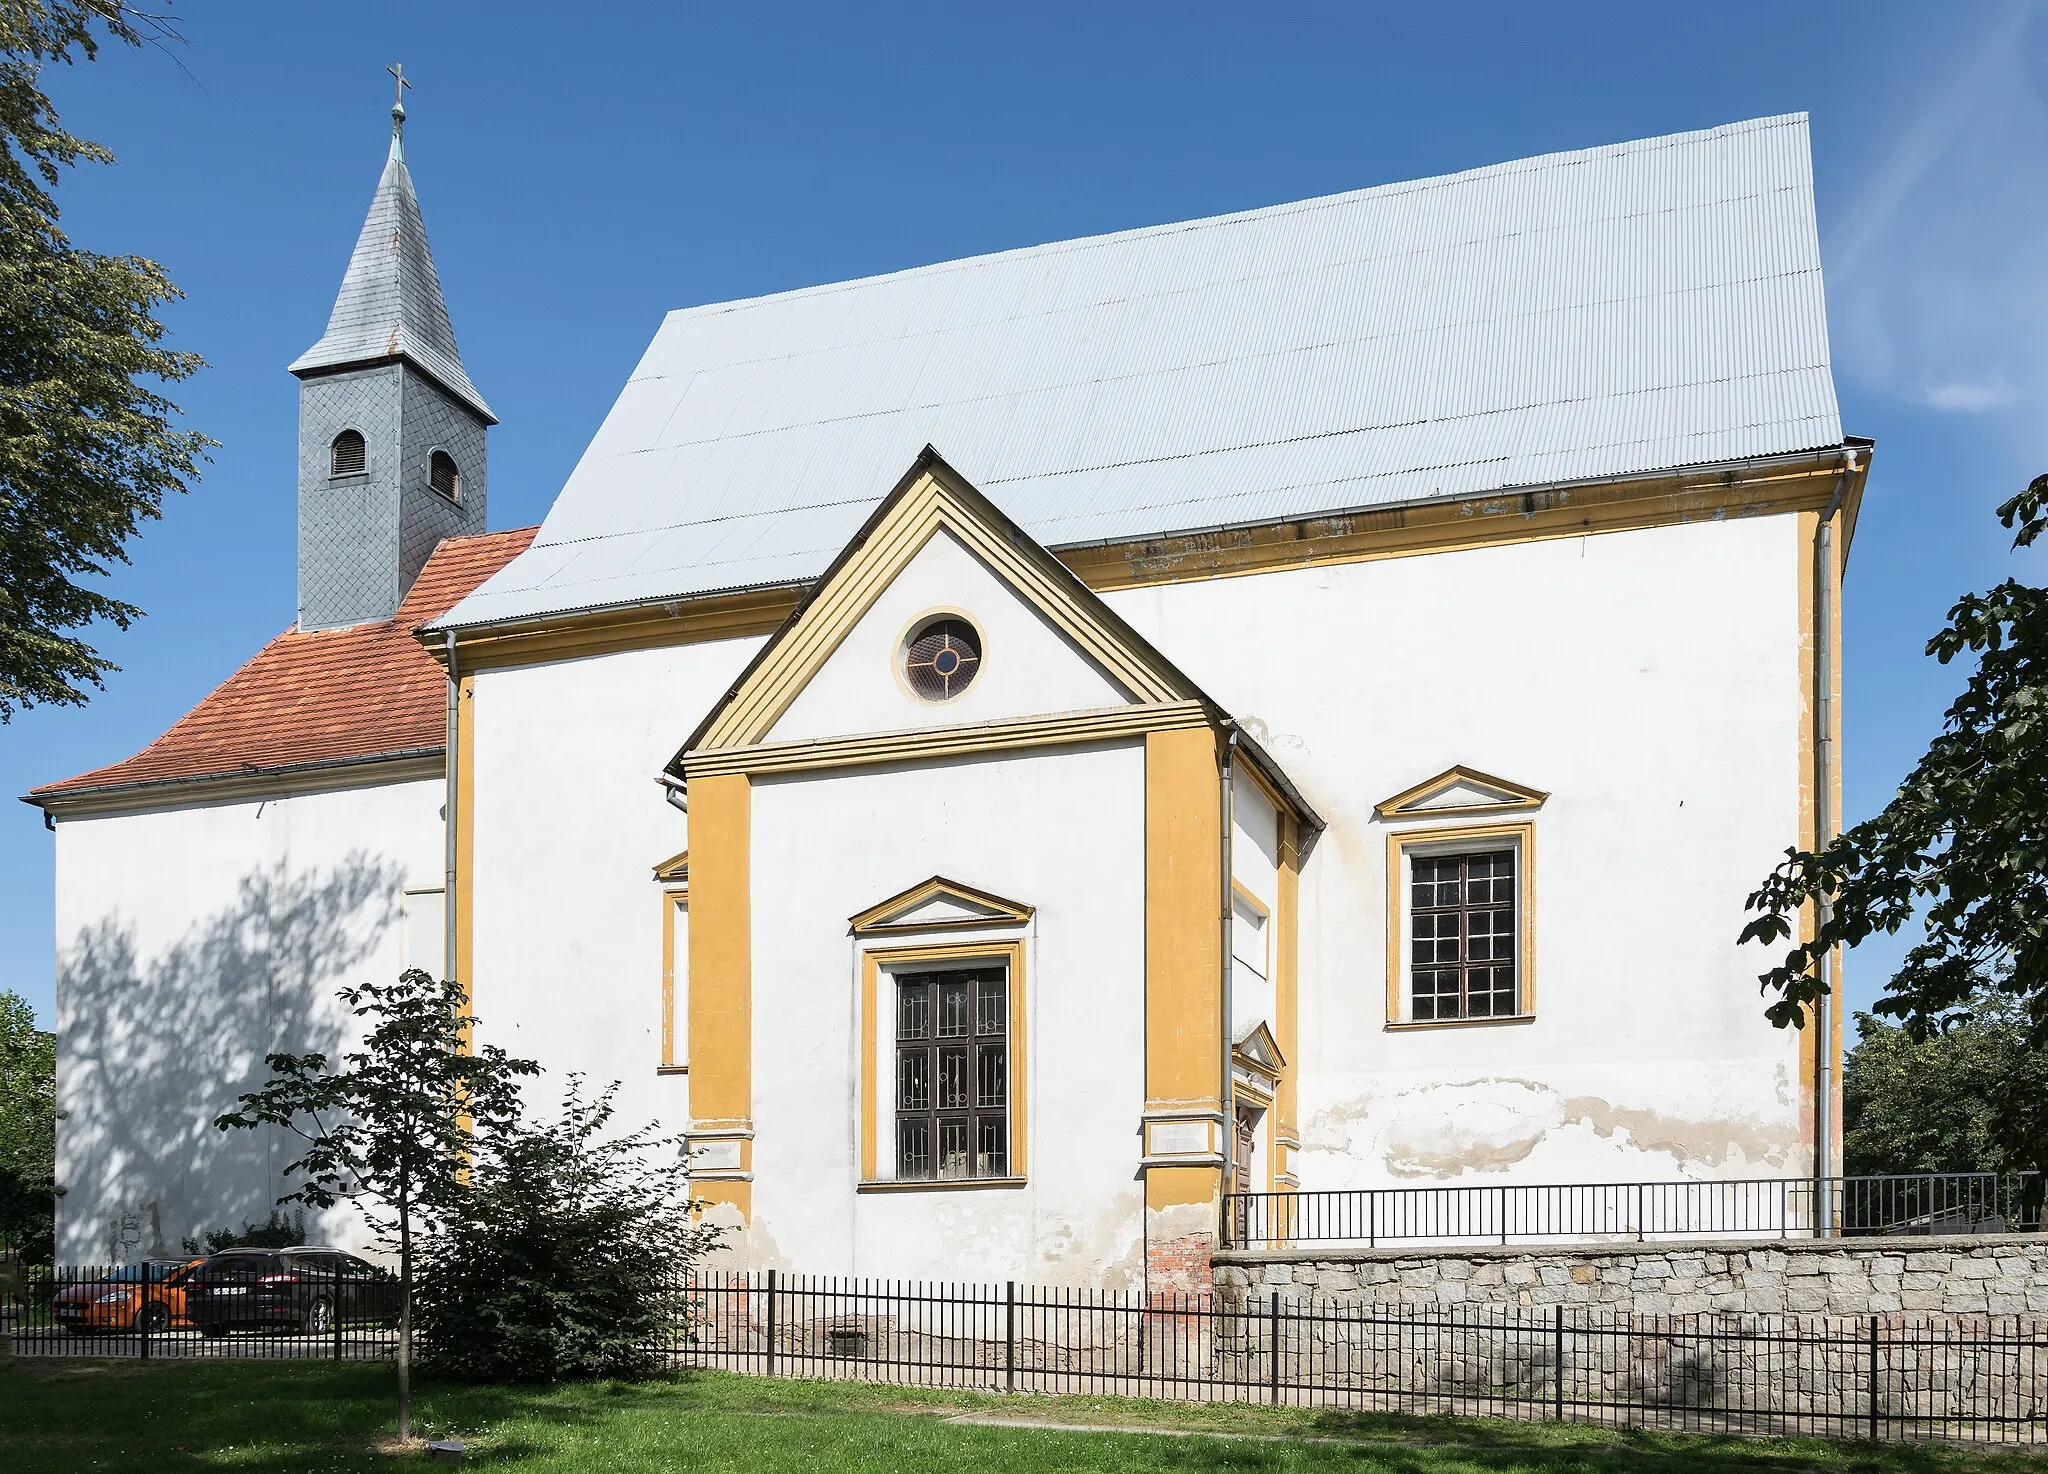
(444, 631), (460, 988)
(1812, 446), (1856, 1231)
(1219, 725), (1239, 1205)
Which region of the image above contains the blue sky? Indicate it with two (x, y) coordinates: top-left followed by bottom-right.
(5, 1), (2046, 1028)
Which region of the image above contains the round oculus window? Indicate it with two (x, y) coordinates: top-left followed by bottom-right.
(903, 617), (981, 701)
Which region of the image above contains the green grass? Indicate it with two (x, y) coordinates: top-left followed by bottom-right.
(2, 1356), (2045, 1472)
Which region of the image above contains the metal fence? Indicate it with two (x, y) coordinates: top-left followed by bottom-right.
(668, 1272), (2045, 1443)
(4, 1262), (398, 1362)
(1223, 1172), (2046, 1249)
(7, 1264), (2046, 1444)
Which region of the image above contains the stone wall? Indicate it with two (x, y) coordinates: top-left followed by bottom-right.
(1213, 1234), (2048, 1317)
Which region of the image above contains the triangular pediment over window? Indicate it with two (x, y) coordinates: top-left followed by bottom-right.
(1374, 765), (1547, 820)
(651, 849), (689, 885)
(1232, 1020), (1285, 1080)
(850, 875), (1035, 936)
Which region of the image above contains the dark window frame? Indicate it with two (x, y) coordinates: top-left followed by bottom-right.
(893, 964), (1010, 1181)
(428, 449), (461, 501)
(1408, 846), (1519, 1021)
(329, 429), (367, 478)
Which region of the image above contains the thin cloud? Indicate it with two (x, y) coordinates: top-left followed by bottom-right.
(1827, 2), (2048, 432)
(1924, 377), (2019, 412)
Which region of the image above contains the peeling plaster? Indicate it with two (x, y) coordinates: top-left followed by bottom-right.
(1557, 1096), (1798, 1171)
(1306, 1074), (1801, 1182)
(1039, 1186), (1146, 1290)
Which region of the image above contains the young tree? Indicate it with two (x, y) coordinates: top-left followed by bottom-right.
(0, 990), (56, 1262)
(416, 1078), (720, 1382)
(1743, 474), (2048, 1204)
(0, 0), (212, 719)
(216, 970), (537, 1442)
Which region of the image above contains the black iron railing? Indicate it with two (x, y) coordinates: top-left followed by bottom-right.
(6, 1264), (2045, 1442)
(669, 1272), (2047, 1443)
(1222, 1172), (2044, 1249)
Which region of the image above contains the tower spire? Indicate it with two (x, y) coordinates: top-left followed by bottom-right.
(287, 68), (493, 423)
(387, 62), (411, 162)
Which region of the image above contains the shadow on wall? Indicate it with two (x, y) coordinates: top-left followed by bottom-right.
(56, 853), (401, 1261)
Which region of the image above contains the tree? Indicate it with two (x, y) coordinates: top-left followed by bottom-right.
(1841, 989), (2047, 1179)
(1743, 475), (2048, 1202)
(415, 1078), (719, 1383)
(179, 1207), (303, 1256)
(0, 989), (55, 1262)
(0, 0), (211, 720)
(216, 970), (537, 1442)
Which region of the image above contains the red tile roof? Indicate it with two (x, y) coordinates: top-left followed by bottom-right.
(31, 527), (537, 802)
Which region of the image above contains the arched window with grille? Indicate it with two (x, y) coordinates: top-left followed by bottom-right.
(329, 429), (366, 477)
(429, 450), (460, 501)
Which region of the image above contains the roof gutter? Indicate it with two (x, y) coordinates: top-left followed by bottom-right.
(22, 746), (447, 813)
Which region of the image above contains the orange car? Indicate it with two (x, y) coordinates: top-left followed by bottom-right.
(51, 1259), (205, 1334)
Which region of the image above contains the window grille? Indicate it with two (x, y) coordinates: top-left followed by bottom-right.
(1410, 850), (1517, 1019)
(895, 967), (1008, 1179)
(429, 450), (460, 500)
(903, 618), (981, 701)
(329, 430), (366, 477)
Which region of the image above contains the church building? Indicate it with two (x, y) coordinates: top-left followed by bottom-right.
(29, 102), (1867, 1290)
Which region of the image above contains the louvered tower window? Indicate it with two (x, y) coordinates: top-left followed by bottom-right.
(329, 430), (366, 477)
(429, 451), (461, 501)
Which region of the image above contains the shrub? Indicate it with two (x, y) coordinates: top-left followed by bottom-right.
(414, 1078), (718, 1382)
(182, 1209), (305, 1256)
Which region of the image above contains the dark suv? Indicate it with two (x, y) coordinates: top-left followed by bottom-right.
(184, 1247), (401, 1337)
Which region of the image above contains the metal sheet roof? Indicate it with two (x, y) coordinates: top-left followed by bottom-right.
(439, 113), (1840, 630)
(290, 127), (494, 422)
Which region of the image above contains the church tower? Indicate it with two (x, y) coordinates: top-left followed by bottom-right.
(288, 72), (493, 631)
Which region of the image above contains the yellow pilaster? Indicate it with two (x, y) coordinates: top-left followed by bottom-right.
(1274, 812), (1301, 1183)
(454, 672), (476, 1043)
(1143, 726), (1224, 1224)
(686, 772), (753, 1217)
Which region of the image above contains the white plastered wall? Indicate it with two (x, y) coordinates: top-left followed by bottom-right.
(465, 637), (763, 1140)
(1105, 513), (1811, 1191)
(748, 742), (1147, 1287)
(50, 778), (443, 1261)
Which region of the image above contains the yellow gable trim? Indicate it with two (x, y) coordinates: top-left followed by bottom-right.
(651, 848), (690, 885)
(849, 875), (1035, 936)
(693, 454), (1201, 753)
(684, 700), (1210, 780)
(1374, 764), (1548, 820)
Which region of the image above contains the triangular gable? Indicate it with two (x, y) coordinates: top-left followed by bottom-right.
(1374, 765), (1548, 820)
(651, 849), (690, 885)
(1232, 1020), (1286, 1078)
(673, 448), (1206, 760)
(850, 875), (1035, 936)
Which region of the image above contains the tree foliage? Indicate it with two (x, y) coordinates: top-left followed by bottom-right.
(180, 1207), (304, 1257)
(1841, 990), (2048, 1178)
(1743, 475), (2048, 1184)
(0, 0), (211, 719)
(415, 1078), (719, 1383)
(0, 989), (56, 1261)
(216, 970), (537, 1440)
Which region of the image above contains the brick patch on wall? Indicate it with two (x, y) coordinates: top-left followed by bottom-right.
(1148, 1232), (1217, 1300)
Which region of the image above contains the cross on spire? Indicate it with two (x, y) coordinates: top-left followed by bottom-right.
(386, 62), (411, 160)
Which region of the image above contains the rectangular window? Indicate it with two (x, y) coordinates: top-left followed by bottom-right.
(1410, 850), (1518, 1020)
(660, 893), (689, 1070)
(895, 967), (1008, 1179)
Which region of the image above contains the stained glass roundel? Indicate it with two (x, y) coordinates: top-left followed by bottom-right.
(904, 617), (982, 701)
